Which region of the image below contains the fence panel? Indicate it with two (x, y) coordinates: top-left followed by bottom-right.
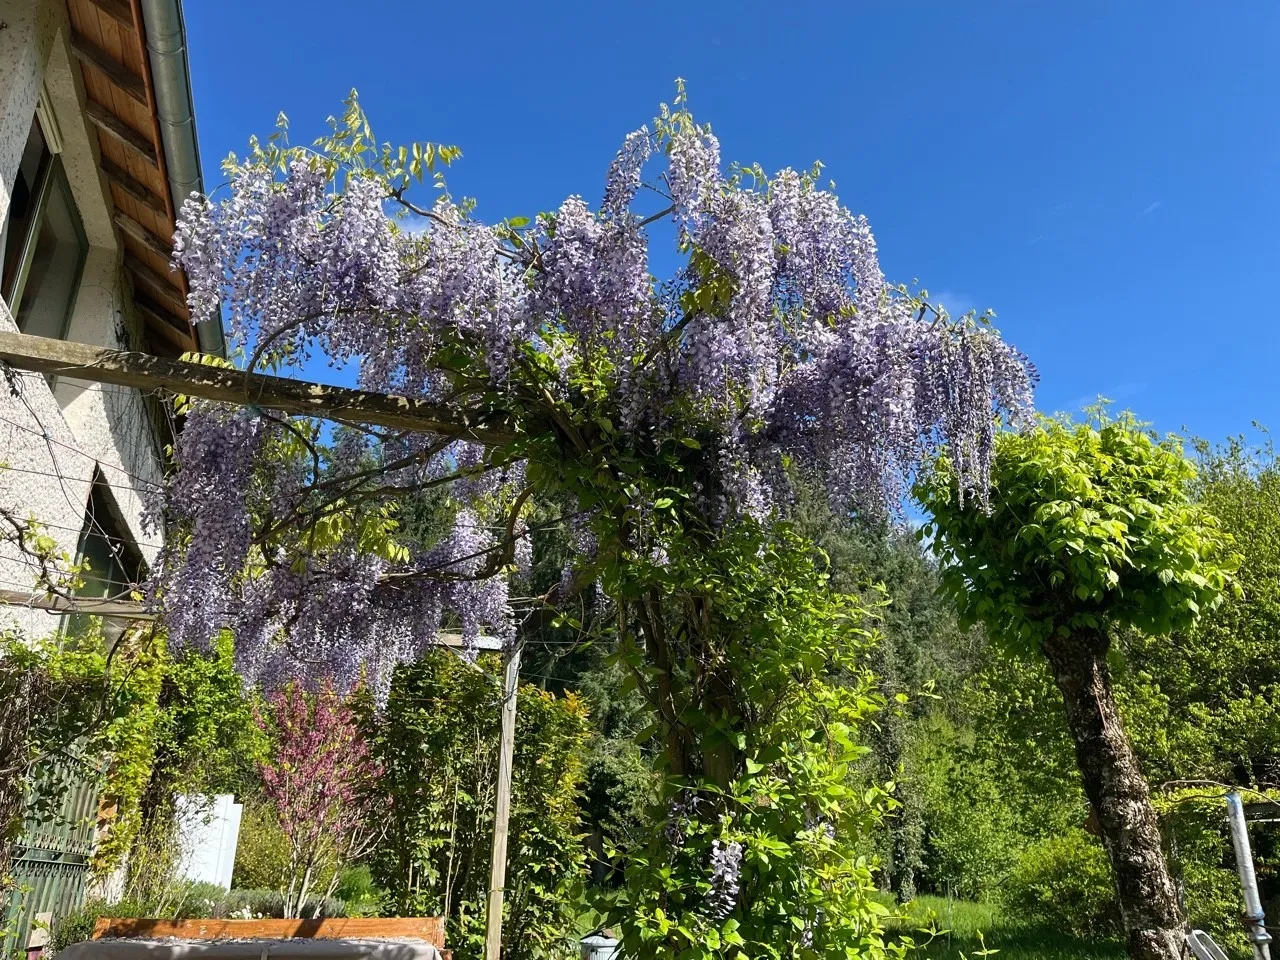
(4, 772), (98, 953)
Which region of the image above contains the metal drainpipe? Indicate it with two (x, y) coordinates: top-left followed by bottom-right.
(137, 0), (226, 358)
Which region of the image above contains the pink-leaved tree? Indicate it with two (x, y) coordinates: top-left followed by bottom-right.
(257, 679), (384, 918)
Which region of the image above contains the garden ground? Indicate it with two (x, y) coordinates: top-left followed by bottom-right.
(890, 897), (1125, 960)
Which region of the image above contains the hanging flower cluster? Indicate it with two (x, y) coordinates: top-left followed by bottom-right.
(156, 93), (1034, 693)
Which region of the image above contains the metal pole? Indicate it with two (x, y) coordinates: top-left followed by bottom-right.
(1227, 791), (1272, 960)
(484, 642), (522, 960)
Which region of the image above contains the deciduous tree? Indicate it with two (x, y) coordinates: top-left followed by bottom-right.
(257, 680), (382, 918)
(917, 412), (1238, 960)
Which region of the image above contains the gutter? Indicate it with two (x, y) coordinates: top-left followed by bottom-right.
(137, 0), (226, 358)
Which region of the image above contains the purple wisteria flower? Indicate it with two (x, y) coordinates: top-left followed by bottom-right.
(159, 99), (1035, 692)
(705, 839), (744, 921)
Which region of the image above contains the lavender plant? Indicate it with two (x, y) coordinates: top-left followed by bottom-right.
(152, 87), (1034, 954)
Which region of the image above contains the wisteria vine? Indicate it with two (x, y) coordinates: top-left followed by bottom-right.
(153, 91), (1034, 694)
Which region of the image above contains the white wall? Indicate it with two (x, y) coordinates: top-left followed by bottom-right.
(176, 794), (243, 891)
(0, 0), (165, 640)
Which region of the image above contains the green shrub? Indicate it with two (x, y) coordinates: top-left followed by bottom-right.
(216, 888), (345, 919)
(362, 650), (591, 960)
(912, 716), (1026, 900)
(230, 802), (292, 890)
(52, 898), (153, 954)
(52, 903), (106, 954)
(1002, 829), (1120, 940)
(1158, 791), (1250, 955)
(332, 866), (383, 917)
(50, 886), (347, 952)
(173, 882), (229, 919)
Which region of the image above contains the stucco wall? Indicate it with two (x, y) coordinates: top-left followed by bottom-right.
(0, 0), (165, 639)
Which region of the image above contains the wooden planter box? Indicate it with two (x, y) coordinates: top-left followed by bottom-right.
(91, 918), (449, 959)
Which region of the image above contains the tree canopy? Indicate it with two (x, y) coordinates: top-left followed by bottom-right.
(918, 412), (1237, 652)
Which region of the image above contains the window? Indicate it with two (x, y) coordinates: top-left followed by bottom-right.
(0, 116), (88, 339)
(68, 480), (146, 646)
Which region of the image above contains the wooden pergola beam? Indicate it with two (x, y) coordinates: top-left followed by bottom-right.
(114, 210), (172, 261)
(0, 589), (502, 652)
(0, 330), (515, 444)
(86, 100), (157, 166)
(0, 589), (151, 619)
(69, 32), (148, 107)
(101, 158), (167, 217)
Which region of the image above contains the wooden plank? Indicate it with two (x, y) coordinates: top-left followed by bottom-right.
(69, 31), (148, 107)
(91, 918), (446, 946)
(135, 294), (192, 336)
(0, 331), (517, 445)
(84, 0), (135, 29)
(132, 199), (173, 247)
(102, 158), (166, 217)
(136, 301), (193, 351)
(97, 119), (163, 197)
(128, 0), (177, 226)
(124, 253), (186, 314)
(86, 99), (157, 165)
(66, 0), (102, 48)
(92, 1), (134, 75)
(484, 643), (522, 960)
(114, 210), (172, 260)
(129, 241), (176, 288)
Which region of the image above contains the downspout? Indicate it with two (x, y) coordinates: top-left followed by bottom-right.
(137, 0), (226, 358)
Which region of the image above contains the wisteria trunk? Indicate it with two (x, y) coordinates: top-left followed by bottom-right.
(0, 660), (46, 912)
(1042, 629), (1185, 960)
(0, 769), (24, 916)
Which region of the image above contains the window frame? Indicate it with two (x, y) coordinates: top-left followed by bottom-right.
(4, 151), (89, 341)
(64, 475), (147, 647)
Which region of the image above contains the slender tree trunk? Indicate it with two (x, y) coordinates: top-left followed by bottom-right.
(1042, 628), (1185, 960)
(638, 593), (691, 778)
(316, 858), (345, 917)
(295, 861), (314, 920)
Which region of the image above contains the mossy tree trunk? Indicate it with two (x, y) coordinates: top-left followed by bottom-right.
(1042, 628), (1185, 960)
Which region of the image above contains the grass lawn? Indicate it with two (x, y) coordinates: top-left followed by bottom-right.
(888, 895), (1126, 960)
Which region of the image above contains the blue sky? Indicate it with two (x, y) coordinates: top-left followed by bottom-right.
(185, 1), (1280, 446)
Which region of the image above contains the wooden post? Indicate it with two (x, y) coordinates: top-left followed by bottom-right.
(485, 642), (522, 960)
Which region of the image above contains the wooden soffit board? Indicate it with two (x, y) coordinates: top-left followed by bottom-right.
(65, 0), (198, 354)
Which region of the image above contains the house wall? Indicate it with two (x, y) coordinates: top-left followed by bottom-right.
(0, 0), (165, 639)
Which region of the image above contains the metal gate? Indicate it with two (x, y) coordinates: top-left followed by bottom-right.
(3, 774), (98, 954)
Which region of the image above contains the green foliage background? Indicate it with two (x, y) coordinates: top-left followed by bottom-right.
(360, 650), (591, 960)
(18, 419), (1280, 958)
